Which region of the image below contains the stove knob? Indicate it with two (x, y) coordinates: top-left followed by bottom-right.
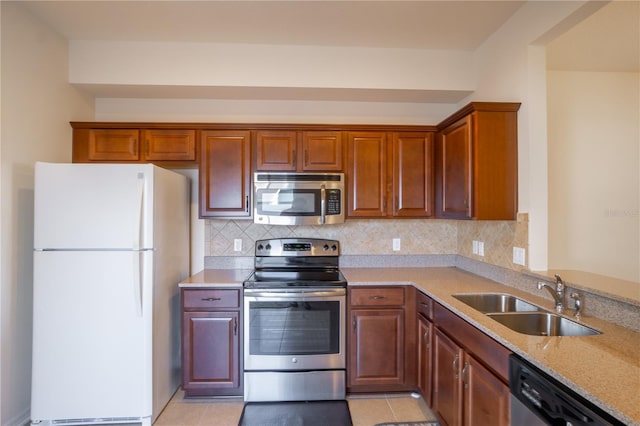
(265, 244), (271, 250)
(323, 244), (329, 251)
(257, 244), (264, 251)
(331, 244), (338, 251)
(291, 357), (298, 364)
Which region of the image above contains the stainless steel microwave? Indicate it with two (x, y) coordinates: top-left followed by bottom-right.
(253, 172), (345, 225)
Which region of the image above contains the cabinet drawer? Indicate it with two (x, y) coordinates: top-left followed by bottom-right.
(416, 291), (433, 319)
(182, 289), (240, 309)
(350, 287), (405, 306)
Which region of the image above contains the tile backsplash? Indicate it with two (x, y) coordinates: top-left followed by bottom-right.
(205, 213), (529, 272)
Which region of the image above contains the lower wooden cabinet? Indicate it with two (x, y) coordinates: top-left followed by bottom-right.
(463, 355), (510, 426)
(181, 288), (242, 397)
(433, 328), (464, 426)
(347, 286), (416, 393)
(417, 314), (434, 405)
(431, 302), (510, 426)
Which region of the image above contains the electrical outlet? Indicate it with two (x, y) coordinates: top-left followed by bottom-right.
(513, 247), (526, 265)
(478, 241), (485, 257)
(472, 240), (479, 255)
(393, 238), (401, 251)
(234, 239), (242, 252)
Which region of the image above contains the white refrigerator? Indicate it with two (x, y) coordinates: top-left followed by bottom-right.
(31, 162), (190, 426)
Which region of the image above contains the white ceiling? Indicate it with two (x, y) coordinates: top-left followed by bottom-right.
(19, 0), (640, 101)
(24, 1), (526, 50)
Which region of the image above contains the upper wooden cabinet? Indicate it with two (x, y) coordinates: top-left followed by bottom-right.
(255, 130), (343, 171)
(347, 132), (388, 217)
(436, 102), (520, 220)
(71, 125), (197, 167)
(199, 130), (251, 218)
(393, 132), (434, 217)
(142, 129), (196, 161)
(347, 131), (434, 218)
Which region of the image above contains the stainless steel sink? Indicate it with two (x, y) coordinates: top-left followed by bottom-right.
(452, 293), (543, 313)
(487, 312), (602, 336)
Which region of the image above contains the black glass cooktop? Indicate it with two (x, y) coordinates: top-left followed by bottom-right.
(243, 269), (347, 288)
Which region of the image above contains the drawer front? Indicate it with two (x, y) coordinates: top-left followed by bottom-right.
(416, 291), (433, 319)
(182, 289), (240, 309)
(350, 287), (405, 307)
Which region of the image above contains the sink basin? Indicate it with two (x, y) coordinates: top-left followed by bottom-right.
(487, 312), (602, 336)
(452, 293), (543, 313)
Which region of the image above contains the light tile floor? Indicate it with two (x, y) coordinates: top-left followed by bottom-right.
(154, 390), (438, 426)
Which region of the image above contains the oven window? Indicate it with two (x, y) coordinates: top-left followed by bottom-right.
(248, 300), (340, 355)
(255, 189), (320, 216)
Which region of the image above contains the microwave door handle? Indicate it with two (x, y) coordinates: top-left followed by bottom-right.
(320, 184), (326, 224)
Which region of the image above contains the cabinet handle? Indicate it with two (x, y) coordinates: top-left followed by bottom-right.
(293, 150), (296, 168)
(453, 354), (460, 379)
(304, 149), (308, 165)
(145, 139), (150, 156)
(369, 295), (386, 300)
(245, 195), (249, 212)
(352, 320), (357, 331)
(233, 317), (238, 336)
(423, 329), (430, 349)
(419, 302), (429, 307)
(201, 297), (222, 302)
(462, 361), (469, 388)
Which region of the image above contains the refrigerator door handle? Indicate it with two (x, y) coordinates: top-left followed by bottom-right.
(132, 252), (143, 317)
(133, 173), (145, 250)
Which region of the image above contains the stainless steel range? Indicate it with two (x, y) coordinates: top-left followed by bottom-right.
(243, 238), (347, 402)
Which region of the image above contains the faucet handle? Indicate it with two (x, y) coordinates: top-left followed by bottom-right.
(554, 274), (564, 290)
(570, 292), (582, 319)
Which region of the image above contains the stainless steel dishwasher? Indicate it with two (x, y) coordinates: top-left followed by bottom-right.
(509, 354), (625, 426)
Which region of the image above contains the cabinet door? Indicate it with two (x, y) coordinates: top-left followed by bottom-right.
(439, 116), (472, 219)
(418, 315), (433, 406)
(463, 355), (510, 426)
(302, 131), (343, 171)
(87, 129), (140, 161)
(393, 132), (434, 217)
(182, 311), (240, 395)
(349, 308), (404, 387)
(199, 130), (251, 218)
(255, 130), (297, 171)
(142, 129), (196, 161)
(347, 132), (388, 217)
(433, 328), (463, 426)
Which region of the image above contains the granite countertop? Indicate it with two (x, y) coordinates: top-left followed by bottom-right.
(179, 269), (251, 288)
(179, 266), (640, 425)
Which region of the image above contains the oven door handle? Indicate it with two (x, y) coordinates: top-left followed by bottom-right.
(244, 289), (346, 298)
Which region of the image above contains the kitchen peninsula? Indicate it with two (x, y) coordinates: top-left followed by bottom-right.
(180, 265), (640, 426)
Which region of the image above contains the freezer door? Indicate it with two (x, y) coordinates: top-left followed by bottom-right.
(31, 250), (153, 421)
(34, 162), (154, 250)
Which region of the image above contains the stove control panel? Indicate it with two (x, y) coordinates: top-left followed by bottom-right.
(255, 238), (340, 257)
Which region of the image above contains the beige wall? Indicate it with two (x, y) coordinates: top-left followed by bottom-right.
(547, 71), (640, 282)
(0, 3), (94, 424)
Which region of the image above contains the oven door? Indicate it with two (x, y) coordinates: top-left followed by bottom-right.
(244, 288), (346, 371)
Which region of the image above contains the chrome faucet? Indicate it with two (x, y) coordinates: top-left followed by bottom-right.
(570, 292), (582, 319)
(537, 274), (565, 313)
